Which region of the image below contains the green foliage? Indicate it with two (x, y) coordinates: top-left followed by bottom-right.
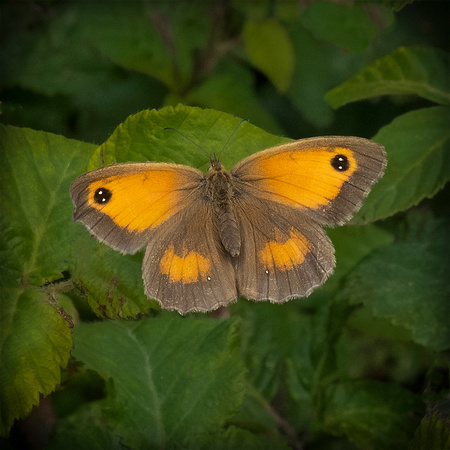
(0, 126), (88, 435)
(72, 318), (246, 448)
(1, 1), (448, 449)
(410, 414), (450, 450)
(0, 288), (72, 436)
(299, 1), (383, 54)
(355, 106), (449, 222)
(339, 216), (449, 352)
(327, 46), (450, 107)
(243, 19), (294, 93)
(47, 401), (124, 450)
(322, 381), (422, 449)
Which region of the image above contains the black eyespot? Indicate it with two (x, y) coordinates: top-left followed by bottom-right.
(331, 154), (350, 172)
(94, 187), (112, 204)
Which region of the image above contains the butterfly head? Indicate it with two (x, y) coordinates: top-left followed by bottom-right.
(208, 155), (225, 174)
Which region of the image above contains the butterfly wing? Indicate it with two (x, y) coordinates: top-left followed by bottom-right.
(70, 162), (206, 254)
(231, 136), (386, 226)
(233, 197), (334, 302)
(70, 162), (237, 313)
(142, 205), (237, 313)
(230, 136), (386, 302)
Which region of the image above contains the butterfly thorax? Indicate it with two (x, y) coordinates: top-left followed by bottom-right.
(207, 160), (241, 257)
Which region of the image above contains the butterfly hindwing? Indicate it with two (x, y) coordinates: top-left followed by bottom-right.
(232, 196), (335, 302)
(142, 203), (237, 313)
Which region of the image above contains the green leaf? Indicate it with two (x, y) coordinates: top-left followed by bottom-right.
(232, 299), (351, 442)
(1, 4), (169, 143)
(325, 225), (394, 292)
(47, 401), (124, 450)
(192, 425), (290, 449)
(336, 324), (434, 386)
(72, 317), (245, 448)
(84, 3), (210, 92)
(0, 288), (72, 437)
(285, 16), (393, 128)
(339, 217), (449, 352)
(243, 18), (295, 93)
(233, 294), (355, 406)
(1, 3), (209, 95)
(285, 358), (315, 431)
(184, 61), (283, 135)
(410, 414), (450, 450)
(354, 106), (450, 222)
(0, 125), (93, 436)
(0, 125), (96, 285)
(231, 301), (311, 399)
(322, 380), (423, 449)
(287, 25), (336, 127)
(327, 46), (450, 108)
(300, 1), (379, 53)
(1, 5), (119, 97)
(70, 239), (157, 319)
(380, 0), (415, 12)
(88, 105), (289, 172)
(284, 300), (355, 431)
(232, 391), (282, 442)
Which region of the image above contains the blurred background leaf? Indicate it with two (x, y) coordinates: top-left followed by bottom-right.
(327, 46), (450, 108)
(2, 0), (447, 142)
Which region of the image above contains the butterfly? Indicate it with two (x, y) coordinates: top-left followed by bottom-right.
(70, 135), (386, 314)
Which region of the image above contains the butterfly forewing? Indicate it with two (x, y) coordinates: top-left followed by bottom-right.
(231, 136), (386, 226)
(70, 163), (204, 254)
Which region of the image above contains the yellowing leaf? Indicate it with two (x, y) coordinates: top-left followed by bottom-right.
(243, 19), (294, 93)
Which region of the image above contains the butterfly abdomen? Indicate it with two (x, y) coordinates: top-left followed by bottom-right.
(218, 201), (241, 257)
(207, 163), (241, 257)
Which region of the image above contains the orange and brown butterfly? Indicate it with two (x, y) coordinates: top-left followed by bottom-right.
(70, 130), (386, 314)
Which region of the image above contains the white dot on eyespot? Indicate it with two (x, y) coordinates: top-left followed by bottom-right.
(265, 270), (269, 275)
(207, 276), (211, 281)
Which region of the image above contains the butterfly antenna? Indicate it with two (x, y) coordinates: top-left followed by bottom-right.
(217, 118), (248, 159)
(164, 127), (209, 158)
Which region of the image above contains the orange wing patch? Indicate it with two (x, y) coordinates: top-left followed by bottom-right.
(160, 246), (211, 283)
(259, 230), (311, 271)
(88, 171), (179, 231)
(252, 147), (357, 209)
